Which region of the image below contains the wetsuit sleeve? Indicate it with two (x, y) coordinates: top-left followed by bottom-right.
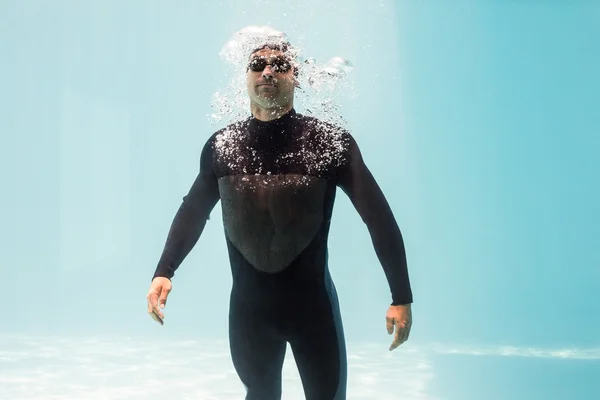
(336, 133), (413, 305)
(152, 138), (220, 280)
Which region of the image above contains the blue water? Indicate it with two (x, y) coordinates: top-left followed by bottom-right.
(2, 0), (599, 398)
(431, 355), (600, 400)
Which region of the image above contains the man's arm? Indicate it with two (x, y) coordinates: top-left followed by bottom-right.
(336, 133), (413, 306)
(152, 139), (220, 280)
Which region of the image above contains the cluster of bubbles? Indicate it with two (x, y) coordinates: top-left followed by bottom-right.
(299, 55), (355, 128)
(218, 26), (299, 67)
(209, 25), (356, 128)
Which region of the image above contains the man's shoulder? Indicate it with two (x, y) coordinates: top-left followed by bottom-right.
(197, 118), (251, 161)
(203, 118), (251, 145)
(296, 113), (355, 150)
(296, 113), (352, 140)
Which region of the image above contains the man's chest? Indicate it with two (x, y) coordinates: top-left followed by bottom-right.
(212, 127), (349, 178)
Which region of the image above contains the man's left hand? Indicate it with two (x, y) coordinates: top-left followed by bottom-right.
(386, 304), (412, 351)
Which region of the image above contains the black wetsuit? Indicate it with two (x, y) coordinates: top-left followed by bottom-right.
(152, 109), (412, 400)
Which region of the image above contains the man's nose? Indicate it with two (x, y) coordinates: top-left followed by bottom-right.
(262, 65), (274, 78)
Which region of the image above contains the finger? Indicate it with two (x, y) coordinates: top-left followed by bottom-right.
(389, 323), (402, 351)
(394, 323), (413, 350)
(401, 317), (412, 341)
(158, 289), (170, 309)
(399, 324), (411, 344)
(150, 310), (164, 326)
(386, 317), (394, 335)
(147, 291), (164, 324)
(147, 290), (165, 319)
(152, 300), (164, 319)
(147, 291), (159, 314)
(390, 319), (412, 351)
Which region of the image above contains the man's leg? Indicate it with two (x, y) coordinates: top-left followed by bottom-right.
(229, 295), (287, 400)
(288, 279), (347, 400)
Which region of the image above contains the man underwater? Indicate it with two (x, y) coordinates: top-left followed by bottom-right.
(146, 40), (413, 400)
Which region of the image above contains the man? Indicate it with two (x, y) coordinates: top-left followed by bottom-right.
(146, 40), (413, 400)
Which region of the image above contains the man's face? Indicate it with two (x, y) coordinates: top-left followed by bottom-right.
(246, 49), (297, 109)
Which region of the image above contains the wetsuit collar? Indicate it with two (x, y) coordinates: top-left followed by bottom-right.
(249, 108), (298, 131)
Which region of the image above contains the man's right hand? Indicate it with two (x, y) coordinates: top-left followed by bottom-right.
(146, 277), (172, 326)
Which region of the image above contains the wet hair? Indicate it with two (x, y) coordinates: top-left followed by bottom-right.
(249, 41), (293, 56)
(248, 41), (299, 77)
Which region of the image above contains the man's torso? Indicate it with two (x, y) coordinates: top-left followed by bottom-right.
(206, 110), (351, 296)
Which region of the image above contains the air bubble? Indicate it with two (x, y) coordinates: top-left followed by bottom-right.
(307, 57), (353, 93)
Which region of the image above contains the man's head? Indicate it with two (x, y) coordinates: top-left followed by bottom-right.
(246, 42), (299, 113)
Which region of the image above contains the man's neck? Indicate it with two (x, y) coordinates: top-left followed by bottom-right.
(250, 103), (293, 122)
